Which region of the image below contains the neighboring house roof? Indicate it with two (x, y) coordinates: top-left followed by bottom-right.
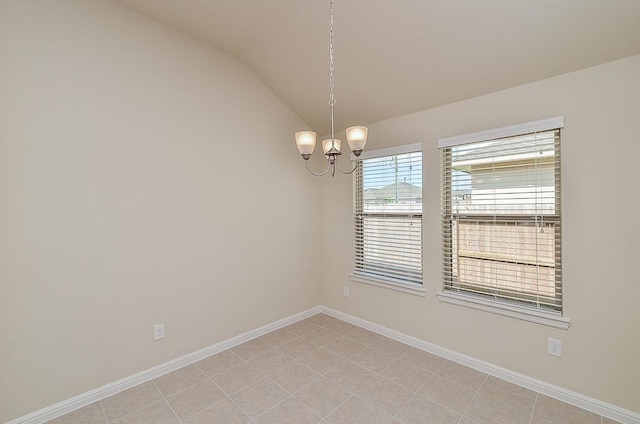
(364, 182), (422, 202)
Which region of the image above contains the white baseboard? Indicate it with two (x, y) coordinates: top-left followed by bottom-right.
(319, 306), (640, 424)
(8, 306), (322, 424)
(9, 304), (639, 424)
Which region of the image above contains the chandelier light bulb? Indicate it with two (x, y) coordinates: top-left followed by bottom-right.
(322, 138), (342, 155)
(295, 131), (317, 159)
(346, 126), (368, 156)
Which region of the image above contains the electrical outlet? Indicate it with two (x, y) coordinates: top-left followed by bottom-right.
(547, 337), (561, 357)
(343, 286), (350, 297)
(153, 323), (165, 341)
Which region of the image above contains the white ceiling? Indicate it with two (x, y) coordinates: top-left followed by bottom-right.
(115, 0), (640, 134)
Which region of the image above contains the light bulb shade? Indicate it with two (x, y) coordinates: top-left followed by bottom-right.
(322, 138), (342, 155)
(295, 131), (317, 156)
(346, 126), (368, 154)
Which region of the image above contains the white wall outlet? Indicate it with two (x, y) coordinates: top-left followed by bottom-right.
(343, 286), (350, 297)
(153, 323), (165, 341)
(548, 337), (561, 357)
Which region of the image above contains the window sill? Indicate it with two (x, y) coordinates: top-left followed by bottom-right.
(350, 274), (426, 297)
(436, 290), (570, 329)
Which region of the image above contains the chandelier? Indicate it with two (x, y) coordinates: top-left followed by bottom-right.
(294, 0), (368, 177)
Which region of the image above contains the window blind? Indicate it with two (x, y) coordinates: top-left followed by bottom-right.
(354, 148), (423, 286)
(440, 127), (562, 312)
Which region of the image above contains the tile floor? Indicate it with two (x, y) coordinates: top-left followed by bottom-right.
(48, 313), (620, 424)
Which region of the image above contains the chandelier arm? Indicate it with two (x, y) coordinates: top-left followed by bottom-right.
(305, 160), (332, 177)
(337, 158), (358, 175)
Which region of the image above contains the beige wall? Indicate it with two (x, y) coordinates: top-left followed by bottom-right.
(2, 0), (639, 421)
(0, 1), (321, 421)
(321, 55), (640, 413)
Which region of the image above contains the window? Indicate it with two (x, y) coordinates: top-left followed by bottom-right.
(352, 144), (423, 291)
(438, 117), (568, 328)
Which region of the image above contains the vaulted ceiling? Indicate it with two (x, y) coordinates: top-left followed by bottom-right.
(115, 0), (640, 134)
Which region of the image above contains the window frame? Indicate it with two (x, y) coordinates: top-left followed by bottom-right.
(437, 117), (570, 329)
(350, 143), (425, 296)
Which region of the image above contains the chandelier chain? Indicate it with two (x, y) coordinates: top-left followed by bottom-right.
(328, 0), (336, 145)
(329, 0), (335, 108)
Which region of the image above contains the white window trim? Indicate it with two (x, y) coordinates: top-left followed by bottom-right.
(437, 116), (569, 329)
(437, 116), (564, 148)
(437, 290), (570, 329)
(351, 142), (423, 161)
(351, 273), (426, 297)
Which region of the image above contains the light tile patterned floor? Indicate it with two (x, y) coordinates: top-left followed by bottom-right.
(48, 314), (620, 424)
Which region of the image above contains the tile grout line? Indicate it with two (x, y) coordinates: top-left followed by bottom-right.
(342, 336), (438, 422)
(319, 392), (356, 421)
(107, 398), (166, 424)
(98, 400), (109, 424)
(252, 322), (365, 422)
(173, 368), (218, 423)
(411, 372), (469, 420)
(160, 397), (182, 424)
(313, 322), (465, 422)
(100, 380), (167, 424)
(252, 394), (323, 424)
(152, 380), (182, 424)
(459, 373), (488, 423)
(156, 372), (211, 424)
(385, 362), (479, 423)
(157, 368), (210, 405)
(529, 392), (540, 424)
(393, 392), (421, 423)
(207, 339), (332, 423)
(196, 358), (256, 423)
(289, 349), (357, 421)
(322, 359), (375, 395)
